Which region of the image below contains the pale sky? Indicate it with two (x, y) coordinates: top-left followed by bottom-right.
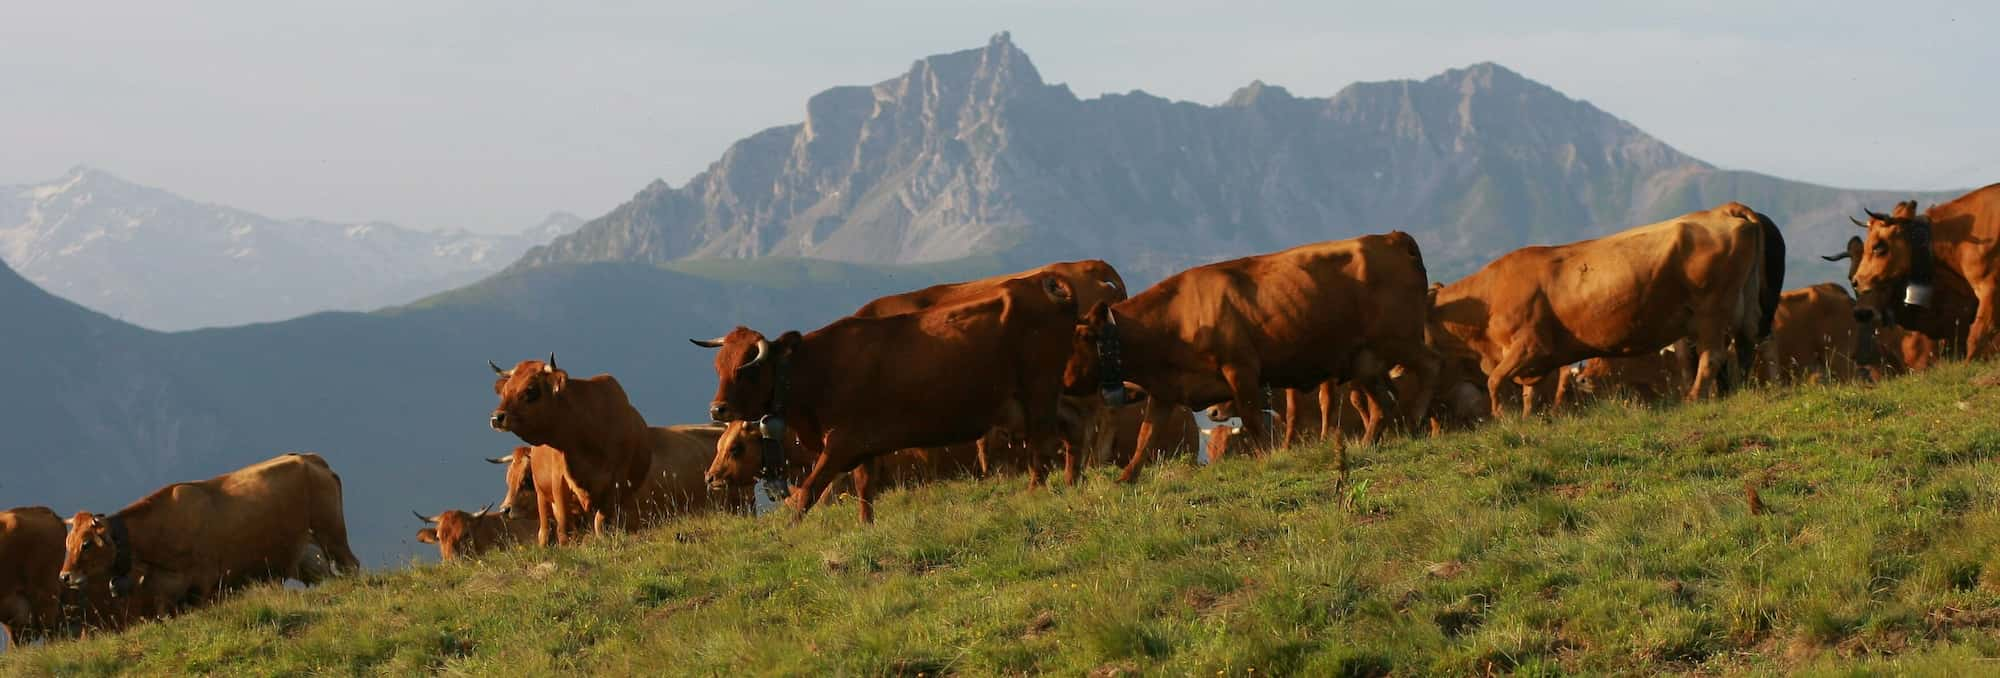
(3, 1), (1993, 234)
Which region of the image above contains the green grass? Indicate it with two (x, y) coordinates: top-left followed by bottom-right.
(11, 366), (2000, 676)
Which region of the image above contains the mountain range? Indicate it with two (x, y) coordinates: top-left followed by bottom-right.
(0, 167), (580, 330)
(517, 32), (1951, 285)
(0, 34), (1972, 566)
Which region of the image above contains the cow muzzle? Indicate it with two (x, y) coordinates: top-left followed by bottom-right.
(704, 473), (727, 491)
(708, 403), (730, 422)
(489, 411), (510, 431)
(60, 571), (84, 588)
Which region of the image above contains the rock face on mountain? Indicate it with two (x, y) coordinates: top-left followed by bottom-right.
(515, 32), (1954, 285)
(0, 167), (582, 330)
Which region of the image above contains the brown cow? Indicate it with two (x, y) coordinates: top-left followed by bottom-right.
(850, 259), (1128, 485)
(58, 453), (360, 620)
(708, 420), (988, 520)
(1556, 339), (1695, 407)
(2, 506), (65, 646)
(1202, 386), (1363, 449)
(1753, 284), (1867, 385)
(489, 354), (665, 535)
(413, 505), (533, 561)
(1846, 186), (1999, 358)
(1825, 233), (1965, 370)
(636, 424), (756, 522)
(494, 429), (746, 545)
(493, 445), (589, 546)
(1430, 202), (1785, 417)
(1066, 232), (1441, 482)
(694, 272), (1081, 523)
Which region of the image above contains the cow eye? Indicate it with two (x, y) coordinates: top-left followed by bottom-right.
(522, 386), (540, 403)
(80, 541), (93, 552)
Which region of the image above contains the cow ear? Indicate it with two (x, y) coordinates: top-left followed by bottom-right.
(417, 528), (438, 544)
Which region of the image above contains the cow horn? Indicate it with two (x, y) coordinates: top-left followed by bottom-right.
(413, 510), (437, 524)
(484, 456), (510, 465)
(740, 338), (771, 370)
(1822, 251), (1852, 262)
(690, 336), (727, 348)
(1849, 216), (1869, 228)
(490, 361), (507, 376)
(544, 353), (557, 372)
(471, 503), (493, 518)
(1864, 208), (1890, 221)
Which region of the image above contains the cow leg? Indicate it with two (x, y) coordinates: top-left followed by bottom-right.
(552, 490), (575, 546)
(1485, 340), (1541, 419)
(1282, 388), (1303, 447)
(536, 491), (554, 547)
(787, 432), (858, 525)
(1354, 380), (1390, 445)
(1222, 365), (1273, 455)
(1968, 288), (2000, 360)
(975, 433), (993, 479)
(1118, 398), (1166, 483)
(852, 459), (876, 525)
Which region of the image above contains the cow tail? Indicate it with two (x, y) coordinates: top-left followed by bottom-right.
(1756, 213), (1786, 339)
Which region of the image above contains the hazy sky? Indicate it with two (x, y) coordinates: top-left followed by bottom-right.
(3, 1), (1994, 233)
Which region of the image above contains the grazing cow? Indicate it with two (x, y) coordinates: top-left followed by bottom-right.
(1203, 386), (1363, 449)
(493, 429), (744, 545)
(1845, 186), (1999, 358)
(1753, 284), (1867, 385)
(694, 272), (1081, 523)
(413, 505), (534, 561)
(1430, 202), (1786, 416)
(1556, 340), (1695, 407)
(708, 419), (987, 519)
(851, 259), (1128, 485)
(2, 507), (64, 646)
(58, 453), (360, 620)
(1066, 232), (1441, 482)
(489, 355), (679, 535)
(639, 424), (757, 522)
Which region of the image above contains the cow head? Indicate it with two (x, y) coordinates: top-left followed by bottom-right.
(1069, 259), (1130, 314)
(706, 420), (763, 490)
(1847, 202), (1935, 328)
(490, 446), (536, 520)
(489, 354), (569, 443)
(57, 512), (127, 593)
(690, 327), (801, 423)
(413, 504), (496, 561)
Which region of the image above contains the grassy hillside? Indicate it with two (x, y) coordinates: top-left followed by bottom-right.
(10, 365), (2000, 675)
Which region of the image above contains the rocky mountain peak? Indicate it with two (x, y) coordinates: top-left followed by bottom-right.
(1222, 80), (1296, 108)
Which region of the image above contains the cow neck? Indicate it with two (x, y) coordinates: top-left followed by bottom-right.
(755, 350), (797, 490)
(1105, 305), (1172, 381)
(102, 512), (136, 595)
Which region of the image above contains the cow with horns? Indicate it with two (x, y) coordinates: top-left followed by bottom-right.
(1838, 185), (1998, 359)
